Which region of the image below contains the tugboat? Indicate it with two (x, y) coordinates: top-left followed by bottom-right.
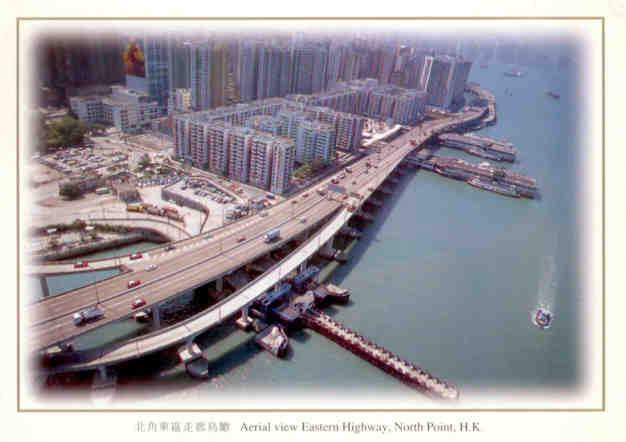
(532, 305), (553, 329)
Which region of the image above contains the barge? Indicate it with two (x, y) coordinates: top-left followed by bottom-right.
(467, 177), (520, 198)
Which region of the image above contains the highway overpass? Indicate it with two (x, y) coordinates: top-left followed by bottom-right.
(27, 102), (488, 371)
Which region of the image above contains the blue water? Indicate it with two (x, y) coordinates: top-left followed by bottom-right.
(78, 241), (160, 260)
(49, 62), (584, 405)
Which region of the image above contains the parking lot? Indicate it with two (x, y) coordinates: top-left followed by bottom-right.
(165, 179), (239, 232)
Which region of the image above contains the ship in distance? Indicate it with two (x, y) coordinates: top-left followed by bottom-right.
(546, 91), (561, 99)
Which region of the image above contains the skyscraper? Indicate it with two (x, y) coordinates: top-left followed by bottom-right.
(38, 35), (125, 105)
(168, 38), (191, 91)
(293, 46), (315, 94)
(124, 36), (170, 114)
(257, 46), (282, 99)
(448, 59), (472, 106)
(238, 41), (257, 102)
(425, 55), (455, 108)
(210, 44), (228, 108)
(311, 46), (329, 93)
(190, 42), (212, 110)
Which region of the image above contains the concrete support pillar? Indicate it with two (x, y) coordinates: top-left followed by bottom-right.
(97, 365), (107, 380)
(152, 303), (161, 329)
(320, 237), (335, 255)
(185, 336), (195, 349)
(241, 306), (250, 321)
(39, 277), (51, 299)
(216, 277), (223, 292)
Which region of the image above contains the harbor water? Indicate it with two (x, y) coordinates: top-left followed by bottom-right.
(43, 62), (584, 405)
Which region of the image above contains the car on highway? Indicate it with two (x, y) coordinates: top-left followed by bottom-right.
(259, 211), (268, 217)
(129, 252), (143, 260)
(339, 173), (347, 179)
(165, 244), (176, 251)
(300, 217), (307, 223)
(352, 180), (357, 185)
(302, 192), (309, 198)
(131, 298), (147, 310)
(73, 261), (89, 269)
(72, 306), (104, 326)
(237, 236), (246, 243)
(291, 199), (298, 205)
(127, 280), (142, 289)
(145, 264), (158, 271)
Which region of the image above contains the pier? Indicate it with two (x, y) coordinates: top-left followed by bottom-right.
(302, 309), (458, 400)
(412, 155), (538, 198)
(437, 133), (516, 162)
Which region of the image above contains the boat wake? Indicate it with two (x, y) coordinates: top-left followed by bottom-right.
(532, 256), (557, 330)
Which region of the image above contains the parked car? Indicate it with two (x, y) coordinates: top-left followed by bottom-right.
(131, 298), (146, 310)
(127, 279), (141, 289)
(129, 252), (143, 260)
(165, 244), (176, 251)
(73, 261), (89, 269)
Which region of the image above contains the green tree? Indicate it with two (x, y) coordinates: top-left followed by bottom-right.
(59, 182), (83, 200)
(88, 122), (107, 136)
(310, 158), (327, 173)
(138, 153), (151, 169)
(46, 116), (89, 149)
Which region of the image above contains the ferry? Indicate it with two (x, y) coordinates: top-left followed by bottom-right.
(546, 91), (560, 99)
(467, 177), (520, 198)
(532, 306), (553, 329)
(503, 68), (525, 78)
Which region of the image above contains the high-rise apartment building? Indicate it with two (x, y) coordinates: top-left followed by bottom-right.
(168, 39), (191, 91)
(448, 59), (472, 105)
(190, 42), (212, 111)
(238, 41), (257, 102)
(207, 122), (231, 175)
(227, 127), (254, 183)
(423, 55), (472, 109)
(293, 46), (315, 94)
(295, 120), (336, 163)
(270, 139), (296, 194)
(311, 46), (329, 93)
(248, 134), (275, 189)
(278, 47), (294, 97)
(37, 35), (125, 105)
(425, 55), (456, 108)
(257, 46), (283, 99)
(335, 112), (365, 151)
(246, 115), (283, 136)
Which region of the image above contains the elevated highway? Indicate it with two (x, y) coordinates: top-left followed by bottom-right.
(28, 104), (487, 363)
